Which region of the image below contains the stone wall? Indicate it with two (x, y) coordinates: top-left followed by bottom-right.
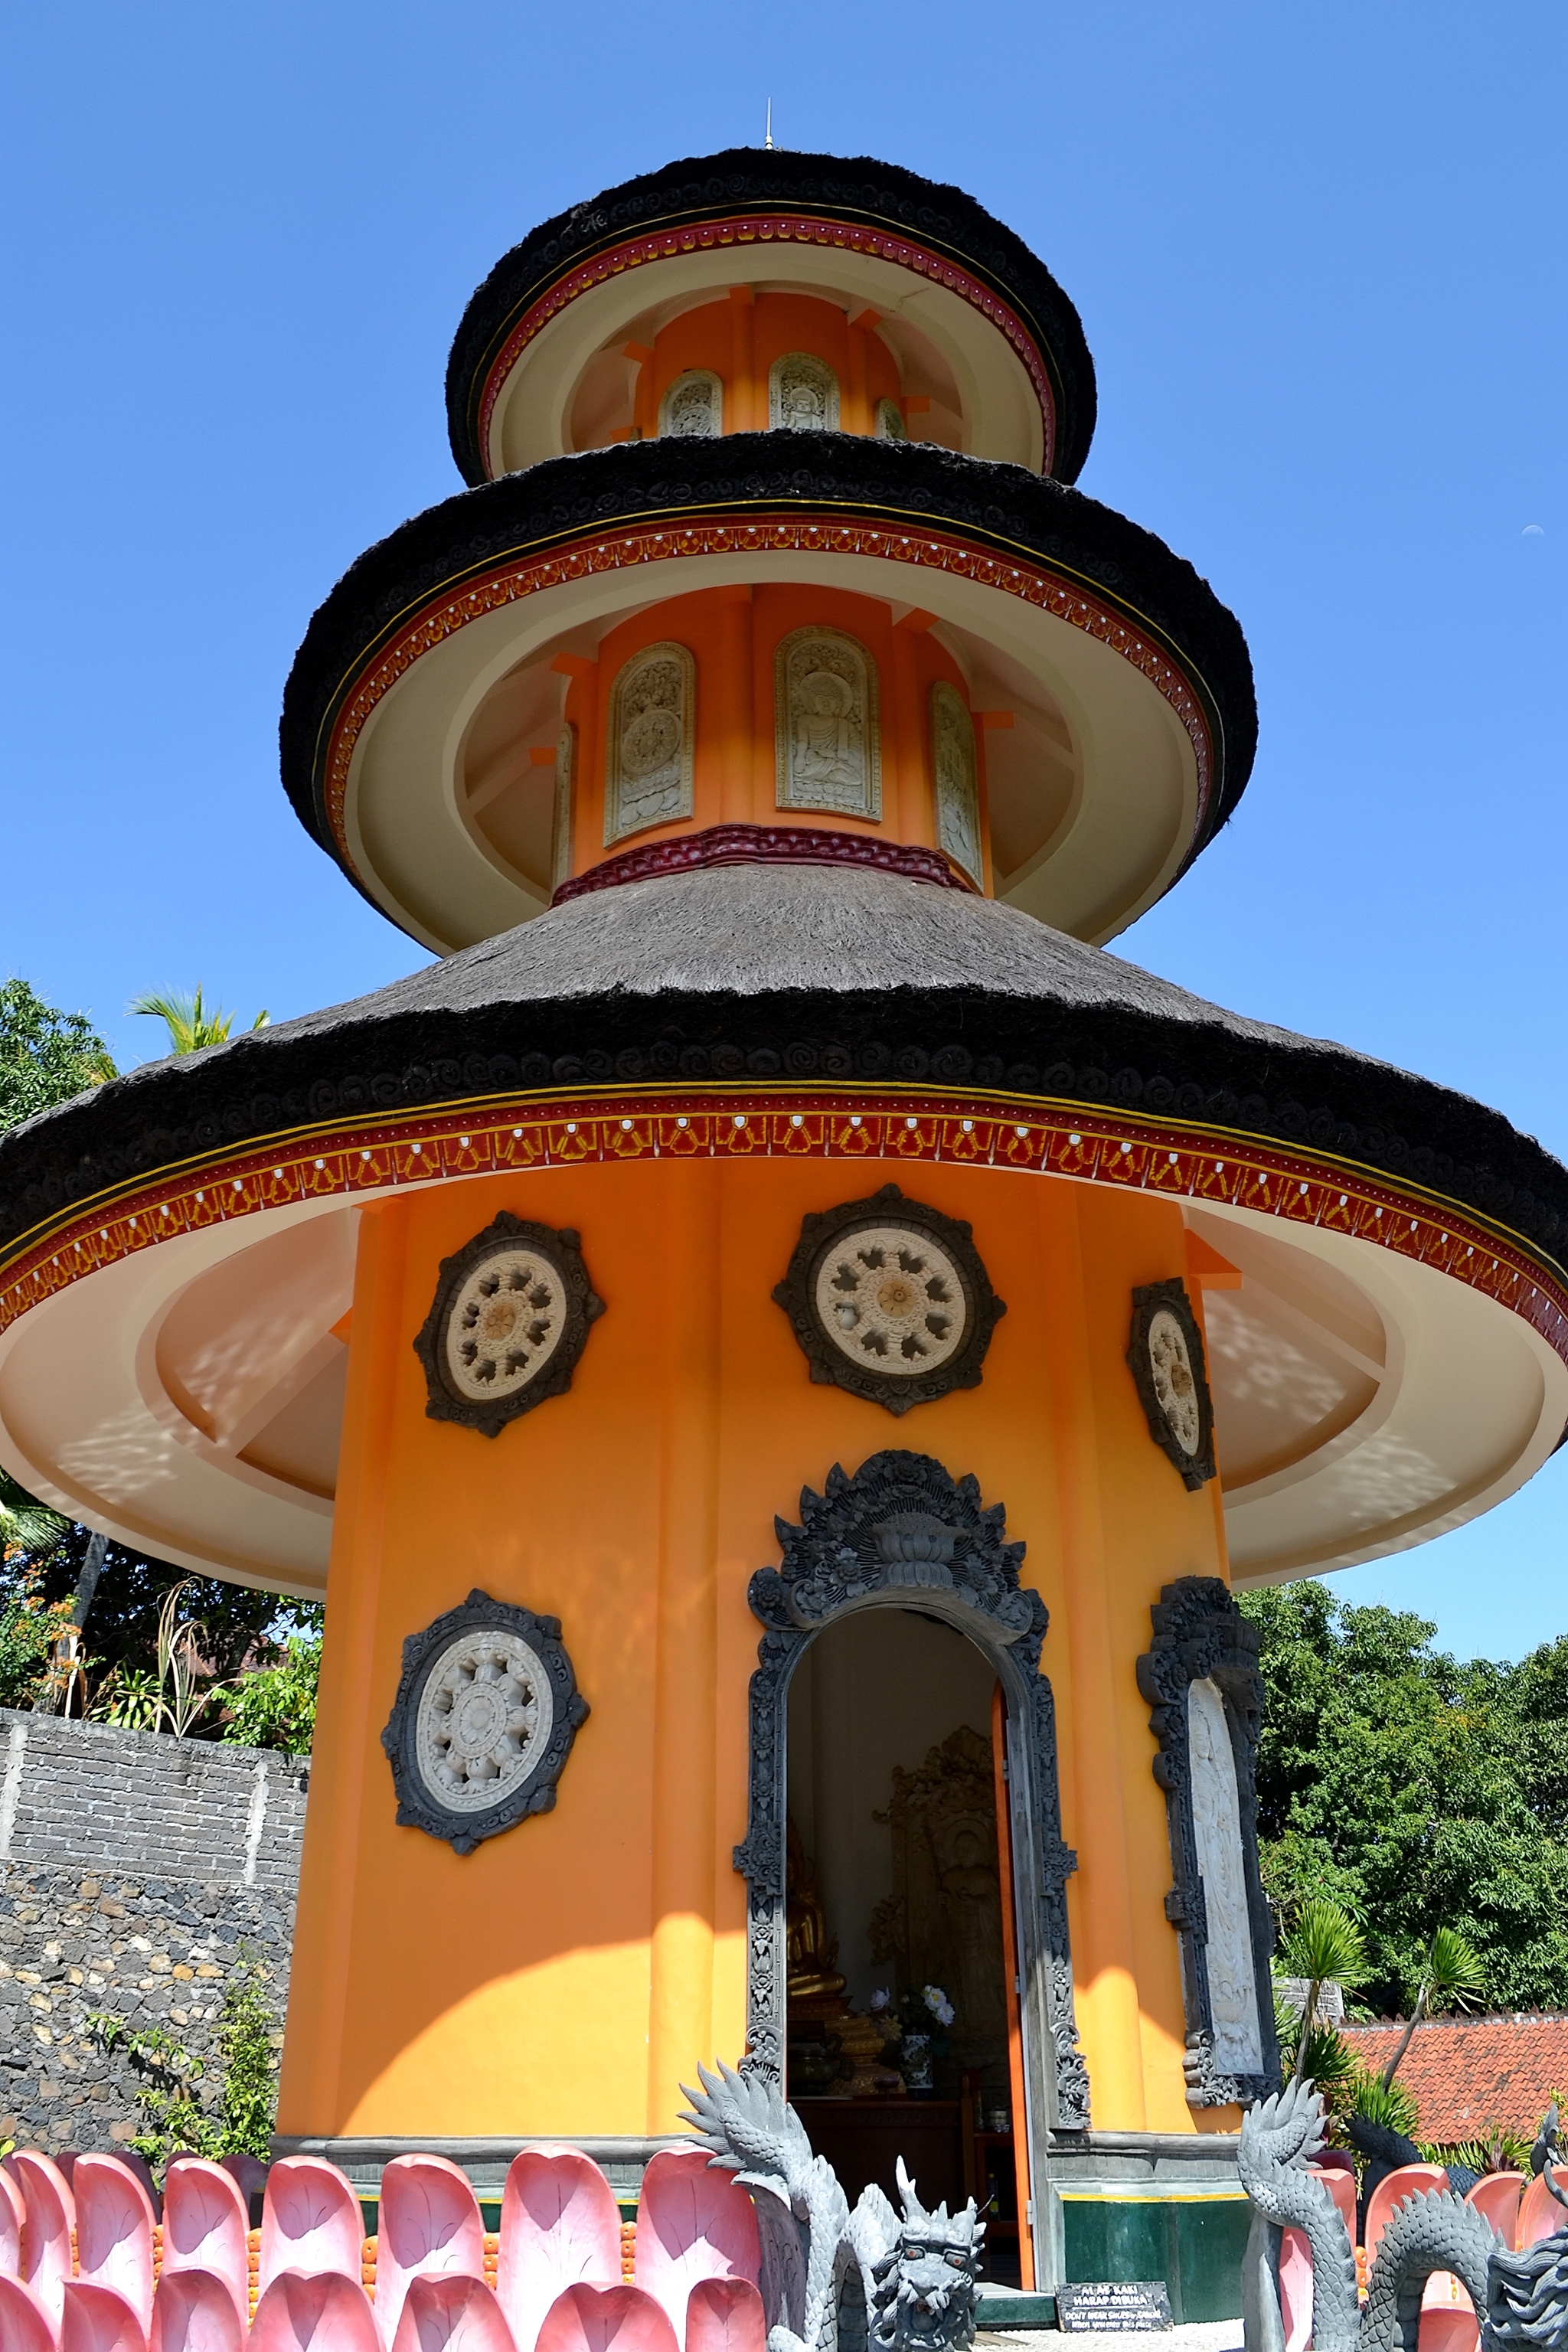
(0, 1710), (308, 2152)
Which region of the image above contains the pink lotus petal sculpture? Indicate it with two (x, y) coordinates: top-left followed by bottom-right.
(1278, 2226), (1313, 2352)
(375, 2159), (486, 2348)
(632, 2153), (760, 2347)
(259, 2164), (365, 2297)
(1365, 2166), (1449, 2266)
(497, 2155), (621, 2352)
(161, 2164), (251, 2325)
(60, 2282), (148, 2352)
(10, 2153), (77, 2323)
(683, 2277), (766, 2352)
(0, 2272), (60, 2352)
(534, 2286), (678, 2352)
(217, 2165), (267, 2223)
(390, 2275), (516, 2352)
(148, 2272), (248, 2352)
(250, 2274), (379, 2352)
(1464, 2173), (1522, 2246)
(74, 2159), (156, 2331)
(0, 2166), (24, 2278)
(1517, 2170), (1564, 2250)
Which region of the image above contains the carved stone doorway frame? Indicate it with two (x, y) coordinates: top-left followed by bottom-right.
(733, 1450), (1090, 2279)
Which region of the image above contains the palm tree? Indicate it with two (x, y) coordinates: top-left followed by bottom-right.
(1277, 1897), (1372, 2076)
(128, 988), (269, 1056)
(0, 1468), (69, 1560)
(1378, 1926), (1488, 2089)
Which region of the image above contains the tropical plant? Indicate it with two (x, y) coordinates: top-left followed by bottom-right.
(1379, 1926), (1488, 2088)
(0, 978), (116, 1130)
(1351, 2066), (1422, 2137)
(128, 987), (270, 1056)
(1276, 1896), (1372, 2075)
(87, 1959), (279, 2167)
(220, 1618), (322, 1754)
(96, 1579), (230, 1737)
(0, 1562), (76, 1709)
(0, 1468), (70, 1560)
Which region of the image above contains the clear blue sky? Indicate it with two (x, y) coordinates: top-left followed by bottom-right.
(2, 3), (1563, 1661)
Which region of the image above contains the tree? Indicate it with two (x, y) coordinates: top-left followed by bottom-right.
(0, 978), (115, 1130)
(1276, 1896), (1370, 2073)
(1240, 1582), (1568, 2014)
(128, 987), (269, 1054)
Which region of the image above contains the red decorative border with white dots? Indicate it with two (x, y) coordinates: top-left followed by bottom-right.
(475, 214), (1058, 475)
(320, 513), (1213, 878)
(3, 1087), (1564, 1369)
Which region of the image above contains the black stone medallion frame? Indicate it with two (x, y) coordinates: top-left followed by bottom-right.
(1127, 1278), (1217, 1490)
(413, 1211), (605, 1438)
(771, 1184), (1006, 1416)
(381, 1588), (590, 1855)
(733, 1449), (1090, 2244)
(1135, 1577), (1280, 2106)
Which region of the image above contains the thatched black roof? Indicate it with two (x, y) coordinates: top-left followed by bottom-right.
(445, 146), (1097, 487)
(3, 864), (1563, 1268)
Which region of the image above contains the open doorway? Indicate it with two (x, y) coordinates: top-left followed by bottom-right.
(785, 1607), (1026, 2283)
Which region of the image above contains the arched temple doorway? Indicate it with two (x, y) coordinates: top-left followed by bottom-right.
(734, 1451), (1086, 2290)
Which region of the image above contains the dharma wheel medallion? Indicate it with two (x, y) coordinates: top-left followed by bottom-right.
(1128, 1279), (1217, 1491)
(382, 1589), (589, 1854)
(773, 1183), (1005, 1414)
(413, 1212), (604, 1436)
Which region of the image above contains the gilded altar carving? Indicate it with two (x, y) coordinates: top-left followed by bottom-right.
(774, 627), (881, 819)
(870, 1723), (1008, 2079)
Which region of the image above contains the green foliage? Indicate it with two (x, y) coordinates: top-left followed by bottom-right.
(221, 1618), (322, 1755)
(0, 1468), (70, 1560)
(1276, 1897), (1371, 2072)
(1351, 2069), (1422, 2137)
(128, 988), (269, 1055)
(0, 978), (116, 1131)
(87, 1960), (279, 2168)
(95, 1581), (232, 1736)
(1240, 1583), (1568, 2012)
(0, 1560), (76, 1709)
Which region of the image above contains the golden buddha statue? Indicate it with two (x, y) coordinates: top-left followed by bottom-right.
(786, 1820), (849, 2017)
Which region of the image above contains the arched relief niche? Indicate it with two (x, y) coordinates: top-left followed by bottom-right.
(774, 628), (881, 819)
(733, 1449), (1089, 2150)
(931, 682), (983, 886)
(660, 369), (723, 438)
(769, 351), (840, 432)
(1136, 1576), (1281, 2108)
(604, 641), (695, 844)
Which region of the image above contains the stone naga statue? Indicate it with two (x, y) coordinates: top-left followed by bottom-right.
(680, 2060), (984, 2352)
(1237, 2076), (1568, 2352)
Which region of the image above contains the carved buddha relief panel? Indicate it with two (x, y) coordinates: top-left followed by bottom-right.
(660, 369), (723, 438)
(769, 352), (840, 433)
(1187, 1675), (1263, 2076)
(605, 642), (695, 844)
(774, 628), (881, 820)
(551, 724), (575, 890)
(931, 683), (983, 886)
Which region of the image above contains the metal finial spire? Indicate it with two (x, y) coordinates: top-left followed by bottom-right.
(765, 99), (774, 149)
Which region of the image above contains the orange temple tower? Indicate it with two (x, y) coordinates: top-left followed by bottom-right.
(2, 149), (1565, 2315)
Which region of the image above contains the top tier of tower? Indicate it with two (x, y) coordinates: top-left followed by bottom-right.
(446, 147), (1098, 485)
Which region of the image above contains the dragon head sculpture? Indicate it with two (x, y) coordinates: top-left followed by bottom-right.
(868, 2158), (985, 2352)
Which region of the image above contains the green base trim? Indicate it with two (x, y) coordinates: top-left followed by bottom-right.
(1061, 2194), (1250, 2324)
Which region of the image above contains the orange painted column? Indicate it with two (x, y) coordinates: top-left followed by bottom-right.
(645, 1161), (723, 2130)
(1037, 1184), (1148, 2130)
(714, 589), (755, 823)
(276, 1197), (409, 2128)
(890, 612), (934, 841)
(728, 289), (756, 432)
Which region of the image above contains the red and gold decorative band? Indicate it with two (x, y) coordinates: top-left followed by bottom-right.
(3, 1087), (1564, 1369)
(552, 822), (969, 904)
(322, 514), (1213, 876)
(475, 214), (1057, 473)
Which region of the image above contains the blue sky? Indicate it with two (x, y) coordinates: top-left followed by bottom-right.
(2, 2), (1563, 1661)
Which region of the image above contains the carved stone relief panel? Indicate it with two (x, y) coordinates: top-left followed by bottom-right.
(412, 1210), (605, 1437)
(1135, 1576), (1279, 2107)
(551, 724), (575, 890)
(381, 1589), (589, 1854)
(769, 352), (840, 433)
(931, 683), (983, 887)
(773, 1183), (1004, 1413)
(874, 398), (907, 440)
(1127, 1277), (1217, 1490)
(605, 642), (695, 844)
(733, 1446), (1090, 2131)
(774, 627), (881, 819)
(660, 370), (723, 438)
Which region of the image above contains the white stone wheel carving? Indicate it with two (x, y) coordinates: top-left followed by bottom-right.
(445, 1247), (567, 1402)
(414, 1628), (554, 1814)
(812, 1223), (969, 1375)
(1147, 1306), (1202, 1456)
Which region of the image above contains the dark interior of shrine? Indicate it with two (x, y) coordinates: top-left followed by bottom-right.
(785, 1609), (1024, 2280)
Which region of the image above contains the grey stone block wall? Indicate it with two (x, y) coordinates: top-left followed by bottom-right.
(0, 1711), (308, 2154)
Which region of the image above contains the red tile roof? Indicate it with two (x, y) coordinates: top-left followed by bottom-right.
(1340, 2014), (1568, 2142)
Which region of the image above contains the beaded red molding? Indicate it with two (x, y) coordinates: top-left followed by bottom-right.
(552, 823), (969, 904)
(3, 1088), (1564, 1370)
(322, 513), (1213, 877)
(476, 214), (1057, 474)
